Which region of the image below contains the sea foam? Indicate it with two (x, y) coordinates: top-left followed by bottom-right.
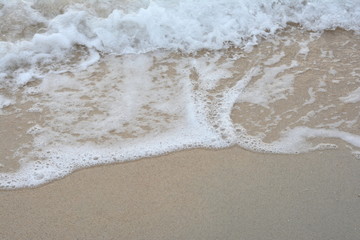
(0, 0), (360, 188)
(1, 0), (360, 86)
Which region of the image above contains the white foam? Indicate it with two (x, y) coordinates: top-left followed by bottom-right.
(0, 95), (13, 109)
(1, 0), (360, 86)
(339, 87), (360, 103)
(304, 87), (316, 105)
(277, 127), (360, 151)
(236, 60), (298, 107)
(16, 71), (37, 87)
(264, 52), (285, 66)
(235, 126), (360, 155)
(79, 49), (100, 70)
(1, 0), (360, 188)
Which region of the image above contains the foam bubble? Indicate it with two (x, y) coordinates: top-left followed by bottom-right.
(0, 95), (13, 109)
(1, 1), (360, 188)
(276, 127), (360, 152)
(236, 61), (299, 107)
(1, 0), (360, 87)
(340, 87), (360, 103)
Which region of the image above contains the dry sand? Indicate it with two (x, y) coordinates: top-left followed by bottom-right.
(1, 147), (360, 240)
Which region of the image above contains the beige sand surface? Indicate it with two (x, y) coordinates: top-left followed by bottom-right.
(1, 147), (360, 240)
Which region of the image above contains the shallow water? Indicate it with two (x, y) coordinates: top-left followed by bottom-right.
(1, 0), (360, 188)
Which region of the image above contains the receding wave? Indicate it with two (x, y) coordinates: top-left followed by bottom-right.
(0, 0), (359, 188)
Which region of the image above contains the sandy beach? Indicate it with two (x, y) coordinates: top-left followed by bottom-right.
(1, 1), (360, 239)
(1, 147), (360, 240)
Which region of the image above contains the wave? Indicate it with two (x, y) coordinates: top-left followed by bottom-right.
(1, 0), (360, 86)
(1, 0), (360, 188)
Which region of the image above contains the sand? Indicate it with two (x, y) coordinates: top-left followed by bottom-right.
(1, 27), (360, 239)
(1, 147), (360, 240)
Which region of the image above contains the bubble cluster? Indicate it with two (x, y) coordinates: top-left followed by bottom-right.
(1, 0), (360, 188)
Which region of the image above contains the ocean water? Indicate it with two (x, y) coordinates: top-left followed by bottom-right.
(0, 0), (360, 188)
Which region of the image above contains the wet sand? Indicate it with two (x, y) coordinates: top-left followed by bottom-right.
(1, 27), (360, 239)
(1, 147), (360, 240)
(1, 1), (360, 239)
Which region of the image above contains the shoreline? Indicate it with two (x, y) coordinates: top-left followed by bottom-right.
(1, 27), (360, 188)
(1, 2), (360, 239)
(1, 147), (360, 239)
